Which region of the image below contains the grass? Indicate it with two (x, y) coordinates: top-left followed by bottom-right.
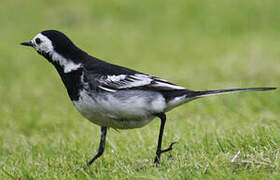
(0, 0), (280, 179)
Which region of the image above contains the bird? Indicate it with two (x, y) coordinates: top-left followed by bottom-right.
(21, 30), (276, 166)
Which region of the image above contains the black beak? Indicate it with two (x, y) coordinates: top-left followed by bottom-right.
(20, 41), (33, 47)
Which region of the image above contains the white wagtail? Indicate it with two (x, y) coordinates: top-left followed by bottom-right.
(21, 30), (276, 166)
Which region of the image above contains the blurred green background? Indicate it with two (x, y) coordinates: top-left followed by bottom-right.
(0, 0), (279, 179)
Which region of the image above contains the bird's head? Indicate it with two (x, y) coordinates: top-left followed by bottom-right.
(21, 30), (86, 73)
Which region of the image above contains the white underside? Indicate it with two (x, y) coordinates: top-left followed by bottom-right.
(73, 89), (177, 129)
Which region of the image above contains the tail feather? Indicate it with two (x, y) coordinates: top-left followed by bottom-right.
(165, 87), (276, 112)
(192, 87), (276, 98)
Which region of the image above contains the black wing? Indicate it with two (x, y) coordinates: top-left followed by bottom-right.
(83, 57), (189, 95)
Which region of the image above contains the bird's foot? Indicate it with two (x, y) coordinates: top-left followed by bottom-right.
(154, 141), (178, 164)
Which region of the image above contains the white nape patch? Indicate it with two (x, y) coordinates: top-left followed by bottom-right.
(107, 74), (127, 82)
(32, 33), (81, 73)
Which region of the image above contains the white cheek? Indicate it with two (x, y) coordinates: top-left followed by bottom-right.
(32, 33), (54, 53)
(32, 33), (81, 73)
(34, 44), (51, 53)
(40, 44), (52, 53)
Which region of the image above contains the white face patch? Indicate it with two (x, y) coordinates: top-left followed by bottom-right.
(31, 33), (81, 73)
(32, 33), (54, 53)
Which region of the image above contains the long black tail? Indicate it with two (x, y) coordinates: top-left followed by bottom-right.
(192, 87), (276, 98)
(165, 87), (276, 111)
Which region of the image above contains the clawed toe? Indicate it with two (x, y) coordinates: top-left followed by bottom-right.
(161, 141), (177, 153)
(154, 141), (178, 164)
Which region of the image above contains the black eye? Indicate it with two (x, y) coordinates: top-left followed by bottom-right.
(35, 38), (42, 44)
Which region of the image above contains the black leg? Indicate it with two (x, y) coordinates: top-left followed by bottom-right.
(87, 126), (107, 166)
(154, 113), (177, 164)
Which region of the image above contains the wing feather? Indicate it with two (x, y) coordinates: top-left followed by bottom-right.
(95, 73), (185, 92)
